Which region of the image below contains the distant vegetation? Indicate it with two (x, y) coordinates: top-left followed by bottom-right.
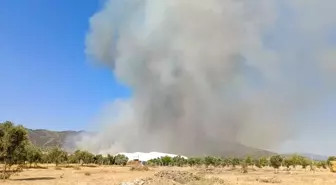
(0, 121), (335, 179)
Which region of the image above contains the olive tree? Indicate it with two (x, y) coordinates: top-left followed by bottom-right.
(48, 147), (68, 166)
(283, 158), (292, 170)
(0, 121), (29, 179)
(270, 155), (283, 173)
(25, 143), (42, 167)
(114, 154), (128, 166)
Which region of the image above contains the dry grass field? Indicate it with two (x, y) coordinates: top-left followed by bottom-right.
(1, 165), (336, 185)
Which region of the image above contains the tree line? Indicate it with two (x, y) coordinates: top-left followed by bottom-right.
(147, 154), (331, 170)
(1, 121), (336, 179)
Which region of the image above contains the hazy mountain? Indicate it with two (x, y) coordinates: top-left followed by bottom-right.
(27, 129), (84, 150)
(27, 128), (276, 157)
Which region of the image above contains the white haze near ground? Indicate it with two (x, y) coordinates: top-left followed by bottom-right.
(72, 0), (336, 156)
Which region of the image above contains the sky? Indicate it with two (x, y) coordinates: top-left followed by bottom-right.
(0, 0), (130, 131)
(0, 0), (335, 156)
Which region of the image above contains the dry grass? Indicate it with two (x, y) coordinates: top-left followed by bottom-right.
(0, 165), (335, 185)
(54, 166), (62, 170)
(130, 165), (150, 171)
(84, 172), (91, 176)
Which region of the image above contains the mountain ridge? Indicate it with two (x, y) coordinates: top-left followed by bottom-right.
(27, 128), (277, 157)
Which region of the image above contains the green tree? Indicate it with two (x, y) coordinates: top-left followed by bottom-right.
(172, 156), (187, 167)
(94, 154), (104, 165)
(0, 121), (29, 179)
(300, 158), (310, 169)
(25, 144), (42, 167)
(114, 154), (128, 166)
(232, 158), (240, 168)
(270, 155), (283, 173)
(161, 156), (172, 166)
(82, 151), (94, 165)
(222, 158), (231, 167)
(41, 152), (50, 164)
(70, 150), (94, 165)
(106, 154), (115, 165)
(48, 147), (68, 166)
(148, 158), (161, 166)
(187, 157), (197, 167)
(327, 156), (336, 167)
(259, 157), (268, 167)
(245, 156), (253, 166)
(289, 154), (301, 168)
(320, 161), (327, 169)
(205, 156), (216, 168)
(283, 158), (292, 170)
(254, 159), (262, 168)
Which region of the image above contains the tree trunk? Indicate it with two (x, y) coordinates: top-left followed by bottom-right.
(3, 160), (7, 179)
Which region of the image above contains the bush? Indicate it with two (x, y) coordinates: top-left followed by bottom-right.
(327, 156), (336, 167)
(114, 154), (129, 166)
(270, 155), (283, 173)
(84, 172), (91, 176)
(283, 158), (292, 170)
(0, 173), (11, 179)
(161, 156), (172, 166)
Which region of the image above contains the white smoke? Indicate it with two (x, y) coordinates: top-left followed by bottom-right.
(75, 0), (336, 155)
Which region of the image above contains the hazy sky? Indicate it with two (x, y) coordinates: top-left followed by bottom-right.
(0, 0), (335, 156)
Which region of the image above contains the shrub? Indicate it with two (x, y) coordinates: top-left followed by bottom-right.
(114, 154), (129, 166)
(270, 155), (283, 173)
(84, 172), (91, 176)
(55, 166), (62, 170)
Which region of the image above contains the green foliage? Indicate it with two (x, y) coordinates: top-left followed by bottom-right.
(187, 157), (197, 166)
(300, 158), (310, 169)
(327, 156), (336, 166)
(259, 157), (268, 167)
(187, 157), (203, 167)
(289, 154), (301, 168)
(48, 147), (68, 166)
(3, 120), (336, 176)
(316, 161), (327, 169)
(147, 158), (161, 166)
(244, 156), (253, 166)
(106, 154), (115, 165)
(270, 155), (283, 169)
(94, 154), (104, 165)
(283, 158), (293, 169)
(222, 158), (231, 167)
(172, 155), (187, 167)
(114, 154), (128, 166)
(82, 151), (94, 164)
(25, 143), (42, 167)
(69, 150), (95, 165)
(0, 121), (29, 179)
(254, 158), (262, 168)
(205, 156), (216, 167)
(287, 155), (310, 169)
(161, 156), (172, 166)
(232, 158), (240, 168)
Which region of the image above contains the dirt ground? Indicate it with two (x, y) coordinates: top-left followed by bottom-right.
(1, 165), (336, 185)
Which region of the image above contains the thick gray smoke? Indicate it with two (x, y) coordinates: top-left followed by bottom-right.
(75, 0), (336, 155)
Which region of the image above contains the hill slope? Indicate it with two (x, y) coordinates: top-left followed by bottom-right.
(27, 128), (276, 157)
(27, 129), (82, 149)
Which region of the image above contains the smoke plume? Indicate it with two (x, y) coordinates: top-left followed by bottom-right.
(75, 0), (336, 155)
